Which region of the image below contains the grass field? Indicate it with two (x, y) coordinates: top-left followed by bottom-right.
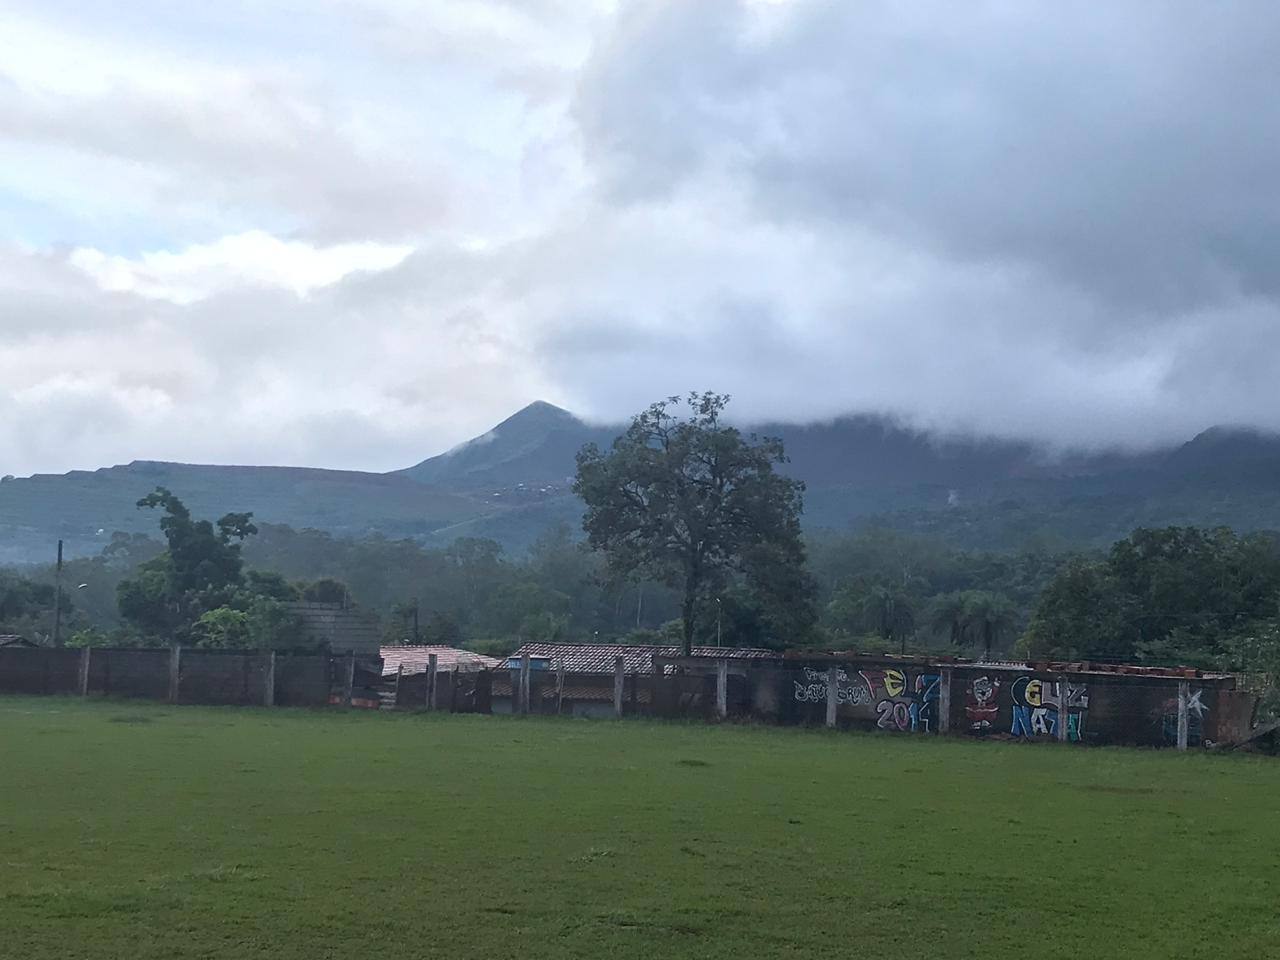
(1, 698), (1277, 959)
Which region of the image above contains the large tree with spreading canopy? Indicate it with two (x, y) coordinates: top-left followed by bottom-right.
(574, 393), (815, 654)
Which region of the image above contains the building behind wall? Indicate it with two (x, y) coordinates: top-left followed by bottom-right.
(282, 601), (382, 655)
(493, 642), (777, 717)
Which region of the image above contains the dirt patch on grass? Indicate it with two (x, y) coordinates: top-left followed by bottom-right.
(1080, 784), (1157, 796)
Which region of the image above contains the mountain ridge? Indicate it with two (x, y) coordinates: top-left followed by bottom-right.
(5, 402), (1280, 564)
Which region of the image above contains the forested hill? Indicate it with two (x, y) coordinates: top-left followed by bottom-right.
(4, 402), (1280, 564)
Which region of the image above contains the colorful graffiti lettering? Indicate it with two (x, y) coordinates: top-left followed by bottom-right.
(965, 675), (1001, 732)
(861, 669), (940, 733)
(1009, 676), (1089, 742)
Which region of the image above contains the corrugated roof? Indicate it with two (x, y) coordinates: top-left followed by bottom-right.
(380, 645), (502, 677)
(499, 642), (778, 675)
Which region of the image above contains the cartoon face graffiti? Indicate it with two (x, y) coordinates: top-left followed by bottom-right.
(965, 675), (1001, 731)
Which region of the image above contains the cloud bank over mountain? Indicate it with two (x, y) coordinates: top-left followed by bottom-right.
(4, 0), (1280, 474)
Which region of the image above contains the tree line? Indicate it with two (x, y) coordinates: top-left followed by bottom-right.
(2, 393), (1279, 689)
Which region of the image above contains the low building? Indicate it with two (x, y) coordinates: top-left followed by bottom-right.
(493, 642), (778, 718)
(281, 601), (382, 655)
(379, 645), (501, 678)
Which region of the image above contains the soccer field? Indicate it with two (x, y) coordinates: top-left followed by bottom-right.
(1, 697), (1275, 959)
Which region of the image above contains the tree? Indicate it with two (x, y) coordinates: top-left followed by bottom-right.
(960, 591), (1017, 657)
(575, 392), (815, 655)
(422, 610), (463, 646)
(829, 580), (917, 652)
(1223, 620), (1280, 719)
(302, 578), (348, 604)
(1025, 526), (1280, 665)
(246, 570), (299, 602)
(244, 597), (304, 649)
(117, 488), (259, 643)
(930, 592), (968, 648)
(191, 607), (250, 648)
(0, 570), (68, 643)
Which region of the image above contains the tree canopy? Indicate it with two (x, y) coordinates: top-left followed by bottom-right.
(1024, 526), (1280, 665)
(575, 393), (816, 654)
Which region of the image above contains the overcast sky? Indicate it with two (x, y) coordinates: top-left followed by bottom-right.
(4, 0), (1280, 475)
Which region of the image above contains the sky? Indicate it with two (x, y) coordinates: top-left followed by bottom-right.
(4, 0), (1280, 476)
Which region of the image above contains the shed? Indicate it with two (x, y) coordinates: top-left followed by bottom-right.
(379, 645), (501, 678)
(492, 642), (777, 718)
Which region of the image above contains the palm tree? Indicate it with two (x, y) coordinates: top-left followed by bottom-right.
(960, 591), (1018, 658)
(860, 585), (917, 654)
(930, 592), (968, 647)
(828, 581), (917, 653)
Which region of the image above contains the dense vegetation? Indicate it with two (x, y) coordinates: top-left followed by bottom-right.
(8, 507), (1280, 684)
(3, 397), (1279, 689)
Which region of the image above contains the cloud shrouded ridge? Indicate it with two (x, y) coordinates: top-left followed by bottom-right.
(3, 0), (1280, 476)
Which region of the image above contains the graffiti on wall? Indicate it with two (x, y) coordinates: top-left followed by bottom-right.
(1008, 676), (1089, 741)
(859, 669), (941, 733)
(965, 675), (1002, 732)
(1159, 688), (1208, 746)
(793, 667), (872, 706)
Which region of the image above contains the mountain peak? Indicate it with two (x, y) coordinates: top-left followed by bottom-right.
(1164, 424), (1280, 477)
(496, 400), (580, 429)
(398, 401), (607, 487)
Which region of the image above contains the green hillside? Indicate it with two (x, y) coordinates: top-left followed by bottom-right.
(6, 402), (1280, 564)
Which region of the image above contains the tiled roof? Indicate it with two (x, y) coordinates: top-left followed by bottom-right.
(380, 645), (502, 677)
(499, 642), (778, 675)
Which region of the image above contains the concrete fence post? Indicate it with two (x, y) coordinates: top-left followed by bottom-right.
(168, 646), (182, 704)
(519, 654), (531, 715)
(1177, 680), (1190, 751)
(264, 651), (276, 707)
(826, 666), (838, 728)
(1056, 675), (1070, 743)
(715, 659), (728, 720)
(343, 651), (356, 707)
(78, 647), (92, 698)
(427, 654), (439, 711)
(652, 654), (664, 716)
(614, 655), (625, 718)
(938, 667), (952, 734)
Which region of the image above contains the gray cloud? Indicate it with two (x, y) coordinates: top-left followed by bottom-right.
(577, 1), (1280, 310)
(4, 1), (1280, 475)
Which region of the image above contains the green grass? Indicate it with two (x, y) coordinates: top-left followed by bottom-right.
(1, 697), (1277, 959)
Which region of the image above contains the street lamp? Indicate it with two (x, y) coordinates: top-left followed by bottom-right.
(715, 597), (722, 648)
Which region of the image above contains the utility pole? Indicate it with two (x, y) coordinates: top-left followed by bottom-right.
(412, 597), (420, 645)
(716, 597), (722, 647)
(53, 539), (64, 648)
